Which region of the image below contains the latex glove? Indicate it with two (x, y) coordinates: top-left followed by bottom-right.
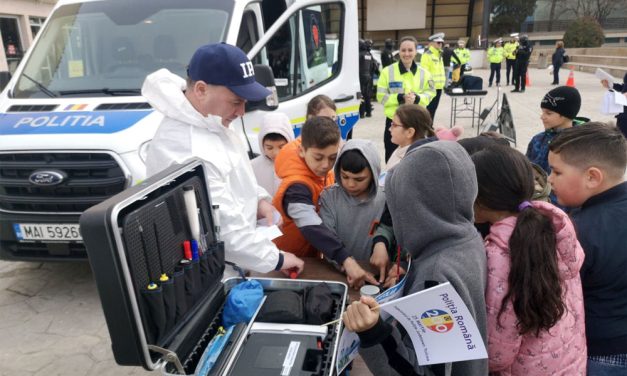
(257, 199), (282, 227)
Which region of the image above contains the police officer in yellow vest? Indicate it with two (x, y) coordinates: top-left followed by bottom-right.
(488, 38), (505, 87)
(420, 32), (446, 119)
(377, 35), (436, 162)
(504, 34), (519, 86)
(454, 40), (471, 66)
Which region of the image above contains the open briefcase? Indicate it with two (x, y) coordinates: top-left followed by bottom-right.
(80, 159), (348, 375)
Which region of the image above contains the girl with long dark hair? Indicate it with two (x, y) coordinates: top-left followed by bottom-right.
(472, 145), (586, 375)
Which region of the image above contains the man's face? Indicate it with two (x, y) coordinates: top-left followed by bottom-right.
(540, 108), (568, 130)
(548, 151), (589, 207)
(195, 83), (246, 127)
(262, 139), (288, 161)
(340, 167), (373, 199)
(299, 143), (339, 177)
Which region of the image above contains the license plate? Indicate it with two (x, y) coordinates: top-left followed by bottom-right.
(13, 223), (82, 242)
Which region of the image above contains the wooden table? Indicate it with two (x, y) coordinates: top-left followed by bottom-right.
(252, 257), (374, 376)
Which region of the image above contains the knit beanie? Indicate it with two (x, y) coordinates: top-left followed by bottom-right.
(540, 86), (581, 119)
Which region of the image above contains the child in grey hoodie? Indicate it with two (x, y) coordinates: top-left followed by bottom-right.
(343, 141), (488, 376)
(320, 139), (386, 278)
(251, 112), (295, 197)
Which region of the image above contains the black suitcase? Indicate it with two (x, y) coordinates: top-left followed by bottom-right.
(80, 159), (347, 375)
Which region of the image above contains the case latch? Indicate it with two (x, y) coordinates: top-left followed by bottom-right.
(148, 345), (185, 374)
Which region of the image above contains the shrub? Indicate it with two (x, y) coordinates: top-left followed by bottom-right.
(563, 17), (605, 48)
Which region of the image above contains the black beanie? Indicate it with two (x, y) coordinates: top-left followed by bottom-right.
(540, 86), (581, 119)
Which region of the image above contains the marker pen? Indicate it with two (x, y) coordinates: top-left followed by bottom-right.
(212, 204), (220, 241)
(183, 186), (201, 242)
(183, 240), (192, 260)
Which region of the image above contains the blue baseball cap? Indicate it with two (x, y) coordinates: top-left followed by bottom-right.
(187, 43), (271, 101)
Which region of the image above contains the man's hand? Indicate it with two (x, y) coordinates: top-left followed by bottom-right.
(280, 252), (304, 277)
(404, 92), (416, 104)
(384, 265), (406, 288)
(370, 242), (389, 284)
(343, 257), (378, 289)
(343, 296), (380, 333)
(257, 199), (282, 227)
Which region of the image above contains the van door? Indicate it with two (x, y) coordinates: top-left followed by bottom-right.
(240, 0), (359, 150)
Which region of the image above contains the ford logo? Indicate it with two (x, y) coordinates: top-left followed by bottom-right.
(29, 170), (66, 186)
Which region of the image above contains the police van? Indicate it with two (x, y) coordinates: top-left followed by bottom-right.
(0, 0), (360, 261)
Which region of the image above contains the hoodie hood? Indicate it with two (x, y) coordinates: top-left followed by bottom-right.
(334, 139), (381, 199)
(257, 112), (295, 155)
(487, 200), (584, 280)
(141, 68), (223, 133)
(386, 141), (478, 257)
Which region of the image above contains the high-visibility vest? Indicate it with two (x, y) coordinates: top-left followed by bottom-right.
(453, 47), (471, 65)
(488, 47), (505, 64)
(376, 62), (436, 119)
(420, 46), (446, 90)
(504, 42), (518, 60)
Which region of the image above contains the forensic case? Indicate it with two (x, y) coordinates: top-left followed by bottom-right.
(80, 159), (347, 375)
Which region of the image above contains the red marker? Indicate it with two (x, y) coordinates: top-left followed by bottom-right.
(289, 268), (298, 279)
(183, 240), (192, 260)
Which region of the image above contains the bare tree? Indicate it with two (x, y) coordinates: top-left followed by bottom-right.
(565, 0), (623, 24)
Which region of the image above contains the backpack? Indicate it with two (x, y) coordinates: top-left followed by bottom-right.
(563, 54), (569, 63)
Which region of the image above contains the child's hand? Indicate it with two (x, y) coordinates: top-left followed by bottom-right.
(601, 79), (610, 89)
(370, 242), (389, 283)
(343, 296), (380, 333)
(343, 257), (378, 289)
(384, 266), (406, 288)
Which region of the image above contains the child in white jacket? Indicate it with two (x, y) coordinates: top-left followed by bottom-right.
(251, 112), (295, 197)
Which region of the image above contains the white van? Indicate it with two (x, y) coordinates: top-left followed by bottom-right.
(0, 0), (360, 261)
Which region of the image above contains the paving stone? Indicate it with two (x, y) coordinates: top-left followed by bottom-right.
(33, 354), (94, 376)
(16, 332), (64, 355)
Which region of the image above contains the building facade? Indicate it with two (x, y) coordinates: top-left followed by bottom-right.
(1, 0), (56, 73)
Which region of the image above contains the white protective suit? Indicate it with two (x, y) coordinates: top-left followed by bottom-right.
(142, 69), (280, 272)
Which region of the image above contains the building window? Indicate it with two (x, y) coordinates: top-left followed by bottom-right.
(30, 17), (46, 38)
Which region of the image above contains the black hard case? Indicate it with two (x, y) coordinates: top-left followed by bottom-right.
(79, 159), (347, 375)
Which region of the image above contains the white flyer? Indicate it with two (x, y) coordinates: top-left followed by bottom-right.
(379, 282), (487, 365)
(595, 68), (615, 85)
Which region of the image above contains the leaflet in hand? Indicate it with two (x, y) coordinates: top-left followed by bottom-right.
(595, 68), (615, 85)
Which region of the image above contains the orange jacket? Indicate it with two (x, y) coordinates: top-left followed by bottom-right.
(272, 138), (335, 256)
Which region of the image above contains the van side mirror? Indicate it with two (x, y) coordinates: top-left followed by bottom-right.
(0, 71), (12, 93)
(245, 64), (279, 113)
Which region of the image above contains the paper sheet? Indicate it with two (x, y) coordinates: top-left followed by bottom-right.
(595, 68), (615, 85)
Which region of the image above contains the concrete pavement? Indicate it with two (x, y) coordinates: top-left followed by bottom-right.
(0, 67), (619, 376)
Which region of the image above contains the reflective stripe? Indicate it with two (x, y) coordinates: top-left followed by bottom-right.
(377, 87), (388, 93)
(388, 64), (396, 82)
(381, 94), (391, 105)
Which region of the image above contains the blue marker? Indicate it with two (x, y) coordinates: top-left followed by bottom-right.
(191, 239), (199, 261)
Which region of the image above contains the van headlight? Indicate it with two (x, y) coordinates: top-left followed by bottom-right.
(138, 140), (151, 163)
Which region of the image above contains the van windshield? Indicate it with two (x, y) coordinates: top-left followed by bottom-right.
(12, 0), (233, 98)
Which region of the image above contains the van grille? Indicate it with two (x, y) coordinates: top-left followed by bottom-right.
(0, 152), (128, 213)
(95, 103), (151, 110)
(7, 104), (58, 112)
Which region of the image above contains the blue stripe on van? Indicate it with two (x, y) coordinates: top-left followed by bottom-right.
(0, 110), (152, 135)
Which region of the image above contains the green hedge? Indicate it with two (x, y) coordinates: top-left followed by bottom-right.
(563, 17), (605, 48)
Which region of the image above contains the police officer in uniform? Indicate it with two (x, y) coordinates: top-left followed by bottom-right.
(504, 34), (519, 86)
(512, 35), (532, 93)
(421, 32), (446, 119)
(377, 36), (435, 162)
(359, 39), (376, 118)
(382, 38), (395, 68)
(487, 38), (505, 87)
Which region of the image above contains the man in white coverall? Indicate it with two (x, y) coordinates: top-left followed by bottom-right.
(142, 43), (304, 276)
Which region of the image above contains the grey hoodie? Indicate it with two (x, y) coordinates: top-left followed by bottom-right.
(319, 140), (385, 260)
(358, 141), (488, 376)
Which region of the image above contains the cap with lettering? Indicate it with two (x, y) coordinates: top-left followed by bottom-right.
(429, 33), (445, 42)
(187, 43), (271, 101)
